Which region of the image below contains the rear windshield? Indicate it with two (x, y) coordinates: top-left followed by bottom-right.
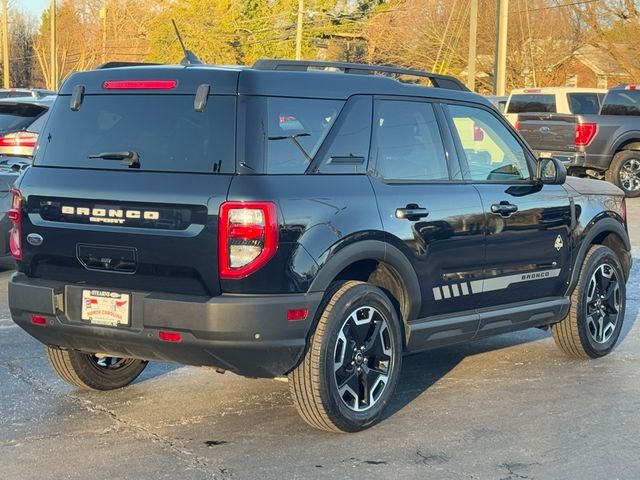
(0, 91), (33, 99)
(567, 93), (602, 114)
(600, 90), (640, 116)
(35, 95), (235, 173)
(506, 94), (556, 113)
(0, 103), (46, 133)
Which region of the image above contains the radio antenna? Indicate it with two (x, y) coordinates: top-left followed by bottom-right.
(171, 19), (203, 66)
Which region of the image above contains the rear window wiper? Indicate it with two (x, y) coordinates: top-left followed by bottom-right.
(268, 133), (312, 163)
(88, 150), (140, 168)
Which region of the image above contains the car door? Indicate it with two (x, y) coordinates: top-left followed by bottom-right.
(369, 97), (485, 349)
(442, 102), (572, 334)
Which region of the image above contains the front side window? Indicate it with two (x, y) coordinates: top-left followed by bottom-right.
(372, 100), (449, 181)
(447, 104), (531, 182)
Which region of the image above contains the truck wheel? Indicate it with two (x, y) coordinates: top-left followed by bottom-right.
(288, 281), (402, 432)
(46, 346), (148, 390)
(552, 245), (625, 359)
(606, 150), (640, 197)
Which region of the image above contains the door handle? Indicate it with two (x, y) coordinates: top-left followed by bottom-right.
(395, 205), (430, 220)
(490, 202), (518, 217)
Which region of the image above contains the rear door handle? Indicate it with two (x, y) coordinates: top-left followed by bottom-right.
(395, 206), (429, 220)
(490, 202), (518, 217)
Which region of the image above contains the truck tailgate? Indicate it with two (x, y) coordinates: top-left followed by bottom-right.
(517, 113), (578, 152)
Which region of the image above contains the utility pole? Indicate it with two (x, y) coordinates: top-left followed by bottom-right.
(295, 0), (303, 60)
(100, 4), (107, 64)
(2, 0), (9, 89)
(466, 0), (478, 92)
(493, 0), (508, 96)
(50, 0), (57, 90)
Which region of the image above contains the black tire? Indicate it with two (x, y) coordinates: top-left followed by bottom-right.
(46, 346), (148, 390)
(606, 150), (640, 198)
(288, 281), (403, 432)
(552, 245), (626, 359)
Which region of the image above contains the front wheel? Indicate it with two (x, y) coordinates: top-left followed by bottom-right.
(46, 346), (148, 390)
(289, 281), (403, 432)
(606, 150), (640, 197)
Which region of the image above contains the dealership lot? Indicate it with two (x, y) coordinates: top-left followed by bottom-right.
(1, 199), (640, 480)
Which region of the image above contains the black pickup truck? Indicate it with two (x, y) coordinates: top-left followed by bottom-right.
(517, 85), (640, 197)
(7, 59), (632, 433)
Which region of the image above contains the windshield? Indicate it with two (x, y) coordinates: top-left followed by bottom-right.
(35, 94), (235, 173)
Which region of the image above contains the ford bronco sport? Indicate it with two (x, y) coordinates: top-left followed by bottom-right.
(8, 59), (631, 432)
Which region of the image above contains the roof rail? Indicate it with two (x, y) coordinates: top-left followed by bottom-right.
(95, 61), (162, 70)
(252, 59), (469, 92)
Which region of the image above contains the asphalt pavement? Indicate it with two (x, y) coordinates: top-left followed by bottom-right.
(2, 199), (640, 480)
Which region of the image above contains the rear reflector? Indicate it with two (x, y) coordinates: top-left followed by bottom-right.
(103, 80), (177, 90)
(9, 188), (22, 260)
(287, 308), (308, 321)
(31, 315), (46, 325)
(159, 331), (182, 342)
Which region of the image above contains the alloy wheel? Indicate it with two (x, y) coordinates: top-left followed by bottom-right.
(619, 158), (640, 192)
(585, 263), (621, 344)
(333, 306), (394, 412)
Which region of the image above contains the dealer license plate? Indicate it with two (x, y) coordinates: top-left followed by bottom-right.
(81, 290), (130, 326)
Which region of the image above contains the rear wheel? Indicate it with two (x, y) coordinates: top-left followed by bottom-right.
(289, 281), (402, 432)
(552, 245), (625, 359)
(606, 150), (640, 197)
(46, 346), (148, 390)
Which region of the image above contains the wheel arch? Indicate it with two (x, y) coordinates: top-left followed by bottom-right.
(566, 217), (631, 296)
(614, 138), (640, 154)
(308, 240), (421, 335)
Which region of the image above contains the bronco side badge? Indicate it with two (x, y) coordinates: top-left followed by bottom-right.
(555, 235), (563, 251)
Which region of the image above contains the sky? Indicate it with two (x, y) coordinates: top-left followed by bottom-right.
(17, 0), (49, 18)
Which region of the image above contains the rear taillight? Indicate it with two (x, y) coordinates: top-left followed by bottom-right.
(218, 202), (278, 279)
(514, 120), (521, 131)
(575, 123), (598, 146)
(0, 131), (38, 148)
(9, 188), (22, 260)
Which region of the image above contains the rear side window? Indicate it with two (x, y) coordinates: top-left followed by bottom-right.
(601, 90), (640, 116)
(0, 103), (46, 133)
(506, 94), (556, 113)
(35, 95), (235, 173)
(264, 97), (343, 174)
(567, 93), (601, 114)
(372, 100), (449, 181)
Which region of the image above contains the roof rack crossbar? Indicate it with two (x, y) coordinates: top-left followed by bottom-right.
(252, 59), (469, 91)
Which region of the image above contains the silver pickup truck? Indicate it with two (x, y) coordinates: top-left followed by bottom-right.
(517, 85), (640, 197)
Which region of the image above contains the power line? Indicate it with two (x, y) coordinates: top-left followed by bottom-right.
(518, 0), (599, 13)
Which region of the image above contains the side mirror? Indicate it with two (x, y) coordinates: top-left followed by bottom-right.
(537, 157), (566, 185)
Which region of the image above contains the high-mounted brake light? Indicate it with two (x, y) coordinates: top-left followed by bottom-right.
(9, 188), (22, 260)
(102, 80), (177, 90)
(625, 85), (640, 90)
(0, 131), (38, 148)
(218, 202), (278, 279)
(575, 123), (598, 147)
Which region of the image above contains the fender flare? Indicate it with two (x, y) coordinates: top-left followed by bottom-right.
(565, 217), (631, 296)
(611, 132), (640, 154)
(308, 239), (422, 321)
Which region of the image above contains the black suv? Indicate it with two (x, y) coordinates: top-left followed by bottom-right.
(8, 60), (632, 432)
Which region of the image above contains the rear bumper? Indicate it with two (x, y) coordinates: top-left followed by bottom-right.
(537, 150), (611, 171)
(9, 273), (323, 378)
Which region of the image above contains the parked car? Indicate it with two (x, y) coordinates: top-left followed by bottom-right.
(8, 60), (631, 433)
(0, 88), (56, 99)
(516, 84), (640, 197)
(485, 95), (508, 113)
(505, 87), (606, 126)
(0, 96), (54, 158)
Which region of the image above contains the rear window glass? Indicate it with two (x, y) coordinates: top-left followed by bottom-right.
(35, 95), (235, 173)
(600, 90), (640, 116)
(264, 98), (343, 173)
(506, 94), (556, 113)
(0, 103), (46, 133)
(567, 93), (601, 114)
(0, 91), (33, 99)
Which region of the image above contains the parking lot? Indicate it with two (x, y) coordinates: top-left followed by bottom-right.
(0, 199), (639, 480)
